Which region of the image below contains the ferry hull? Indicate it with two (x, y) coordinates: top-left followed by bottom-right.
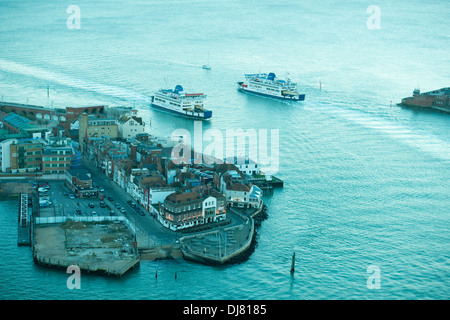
(237, 86), (305, 101)
(150, 103), (212, 120)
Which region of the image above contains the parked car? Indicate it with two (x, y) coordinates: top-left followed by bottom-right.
(92, 211), (97, 216)
(108, 196), (114, 201)
(127, 200), (132, 205)
(120, 208), (126, 213)
(99, 188), (105, 192)
(38, 187), (48, 193)
(110, 211), (115, 216)
(69, 194), (76, 199)
(139, 211), (145, 216)
(89, 203), (95, 208)
(39, 200), (51, 207)
(115, 202), (121, 208)
(100, 201), (106, 208)
(76, 209), (82, 215)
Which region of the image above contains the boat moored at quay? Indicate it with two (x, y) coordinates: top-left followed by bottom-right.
(150, 85), (212, 120)
(237, 72), (305, 101)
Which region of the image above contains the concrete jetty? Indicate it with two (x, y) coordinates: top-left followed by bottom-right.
(33, 217), (140, 276)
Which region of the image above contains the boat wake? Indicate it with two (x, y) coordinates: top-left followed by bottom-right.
(0, 58), (152, 104)
(309, 103), (450, 162)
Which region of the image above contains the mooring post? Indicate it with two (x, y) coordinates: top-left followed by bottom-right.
(290, 252), (295, 274)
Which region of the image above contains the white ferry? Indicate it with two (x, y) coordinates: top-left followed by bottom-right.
(150, 85), (212, 120)
(237, 72), (305, 101)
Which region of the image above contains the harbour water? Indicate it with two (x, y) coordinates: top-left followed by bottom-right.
(0, 0), (449, 299)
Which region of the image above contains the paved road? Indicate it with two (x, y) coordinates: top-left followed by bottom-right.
(81, 157), (179, 246)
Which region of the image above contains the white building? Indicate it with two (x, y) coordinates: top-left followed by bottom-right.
(118, 110), (146, 139)
(219, 169), (262, 209)
(202, 195), (217, 223)
(149, 187), (177, 205)
(224, 157), (260, 176)
(0, 139), (17, 172)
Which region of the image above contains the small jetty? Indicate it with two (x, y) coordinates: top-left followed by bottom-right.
(249, 175), (283, 195)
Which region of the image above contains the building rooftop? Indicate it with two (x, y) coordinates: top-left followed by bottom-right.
(67, 168), (92, 181)
(166, 191), (202, 204)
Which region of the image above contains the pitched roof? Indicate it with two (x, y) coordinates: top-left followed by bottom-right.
(165, 190), (202, 204)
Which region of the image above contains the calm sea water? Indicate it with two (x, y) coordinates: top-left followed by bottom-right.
(0, 0), (449, 300)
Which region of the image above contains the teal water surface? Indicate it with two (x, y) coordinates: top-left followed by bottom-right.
(0, 0), (449, 299)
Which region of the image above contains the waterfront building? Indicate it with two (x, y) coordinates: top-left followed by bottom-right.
(224, 156), (260, 176)
(219, 169), (262, 209)
(159, 191), (204, 231)
(118, 109), (146, 139)
(400, 87), (450, 113)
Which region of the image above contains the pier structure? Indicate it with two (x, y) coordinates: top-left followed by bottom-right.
(179, 205), (263, 265)
(18, 193), (32, 246)
(33, 216), (140, 276)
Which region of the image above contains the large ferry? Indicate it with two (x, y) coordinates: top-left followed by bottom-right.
(150, 85), (212, 120)
(237, 72), (305, 101)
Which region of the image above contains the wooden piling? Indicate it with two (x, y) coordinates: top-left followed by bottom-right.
(290, 252), (295, 274)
